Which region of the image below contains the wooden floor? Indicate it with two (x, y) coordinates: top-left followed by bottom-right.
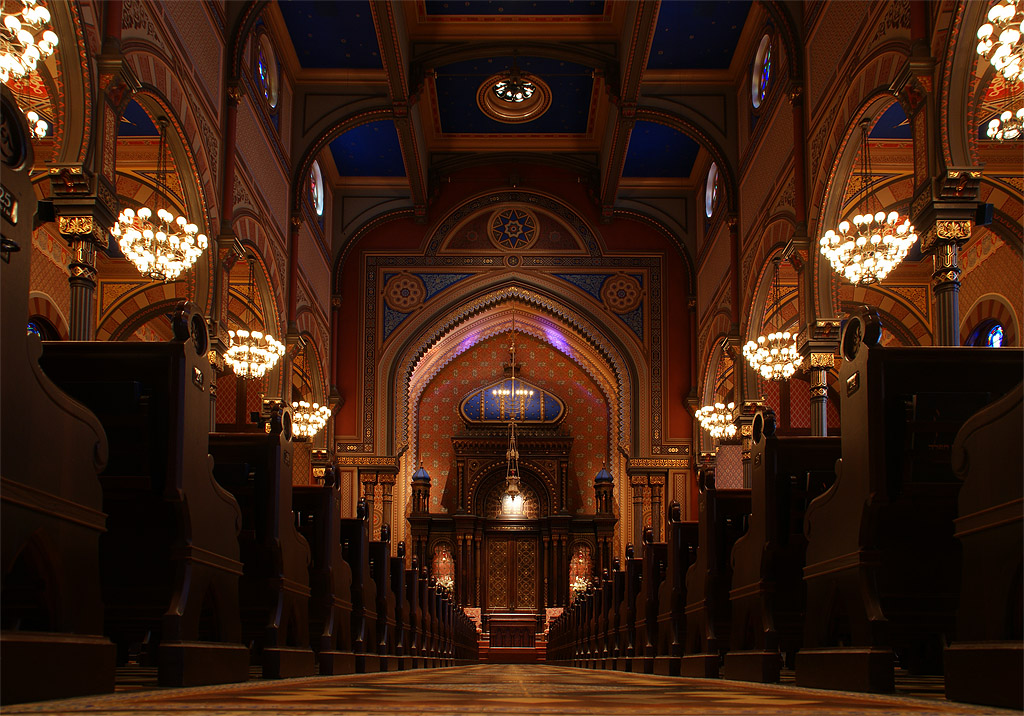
(3, 665), (1016, 715)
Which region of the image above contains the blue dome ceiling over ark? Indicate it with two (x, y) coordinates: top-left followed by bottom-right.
(460, 377), (565, 425)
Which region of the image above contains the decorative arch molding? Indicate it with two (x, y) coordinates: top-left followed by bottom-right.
(387, 282), (637, 459)
(839, 282), (933, 345)
(233, 213), (287, 334)
(960, 294), (1020, 347)
(290, 106), (395, 215)
(840, 300), (922, 347)
(469, 462), (555, 520)
(332, 208), (415, 290)
(634, 107), (738, 216)
(294, 308), (329, 403)
(49, 0), (91, 165)
(810, 68), (908, 319)
(941, 0), (988, 168)
(122, 50), (221, 237)
(228, 1), (270, 83)
(97, 281), (185, 341)
(741, 217), (795, 337)
(759, 0), (803, 83)
(699, 310), (734, 401)
(611, 207), (695, 289)
(423, 188), (603, 258)
(28, 292), (70, 340)
(743, 240), (799, 402)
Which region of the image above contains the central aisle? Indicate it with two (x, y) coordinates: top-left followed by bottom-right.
(4, 665), (1011, 715)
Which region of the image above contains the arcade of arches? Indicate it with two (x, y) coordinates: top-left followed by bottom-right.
(1, 0), (1021, 713)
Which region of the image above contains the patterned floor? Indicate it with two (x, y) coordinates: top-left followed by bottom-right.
(4, 665), (1016, 716)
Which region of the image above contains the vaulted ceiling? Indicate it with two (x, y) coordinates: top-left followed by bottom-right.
(270, 0), (756, 214)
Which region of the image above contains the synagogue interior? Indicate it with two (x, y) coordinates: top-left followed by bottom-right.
(1, 0), (1022, 714)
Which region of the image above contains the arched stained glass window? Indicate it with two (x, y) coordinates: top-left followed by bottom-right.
(705, 163), (719, 219)
(309, 161), (324, 217)
(987, 323), (1004, 347)
(752, 34), (772, 109)
(255, 34), (279, 110)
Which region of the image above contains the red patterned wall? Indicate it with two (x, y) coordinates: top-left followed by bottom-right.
(417, 331), (607, 514)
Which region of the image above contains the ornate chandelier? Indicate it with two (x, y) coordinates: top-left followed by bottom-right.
(292, 400), (331, 438)
(697, 402), (736, 439)
(494, 316), (533, 516)
(24, 108), (45, 139)
(111, 118), (208, 281)
(290, 338), (331, 438)
(743, 258), (803, 381)
(224, 257), (284, 380)
(819, 118), (917, 285)
(978, 0), (1024, 140)
(0, 0), (58, 84)
(492, 53), (535, 103)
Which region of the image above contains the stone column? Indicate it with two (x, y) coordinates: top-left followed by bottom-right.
(926, 219), (972, 345)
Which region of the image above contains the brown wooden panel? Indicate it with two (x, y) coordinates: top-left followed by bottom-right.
(487, 539), (509, 609)
(516, 538), (537, 609)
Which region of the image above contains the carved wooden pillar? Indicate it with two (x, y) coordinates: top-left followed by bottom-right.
(649, 474), (664, 542)
(379, 471), (396, 542)
(629, 474), (646, 547)
(360, 471), (379, 539)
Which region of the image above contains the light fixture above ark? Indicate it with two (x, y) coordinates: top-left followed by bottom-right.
(977, 0), (1024, 140)
(111, 118), (208, 282)
(0, 0), (57, 84)
(744, 258), (803, 381)
(476, 53), (551, 124)
(224, 256), (284, 380)
(819, 117), (917, 285)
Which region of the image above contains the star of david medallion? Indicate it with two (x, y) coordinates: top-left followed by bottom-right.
(489, 207), (538, 250)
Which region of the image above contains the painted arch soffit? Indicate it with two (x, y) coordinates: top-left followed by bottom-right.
(396, 298), (631, 463)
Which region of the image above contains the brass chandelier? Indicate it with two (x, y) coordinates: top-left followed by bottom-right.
(743, 258), (803, 381)
(224, 256), (284, 380)
(291, 338), (331, 439)
(111, 118), (208, 282)
(818, 117), (917, 285)
(977, 0), (1023, 140)
(0, 0), (57, 84)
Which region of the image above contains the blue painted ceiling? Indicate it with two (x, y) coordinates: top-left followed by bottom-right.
(435, 55), (593, 134)
(425, 0), (605, 15)
(648, 1), (751, 70)
(278, 1), (382, 69)
(622, 121), (699, 178)
(329, 121), (407, 177)
(870, 101), (911, 140)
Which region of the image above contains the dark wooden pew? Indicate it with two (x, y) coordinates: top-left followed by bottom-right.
(340, 501), (380, 672)
(724, 410), (840, 683)
(654, 505), (698, 676)
(209, 407), (315, 678)
(390, 543), (409, 670)
(682, 460), (750, 677)
(368, 526), (398, 670)
(944, 383), (1023, 710)
(615, 545), (642, 671)
(596, 570), (613, 668)
(293, 467), (356, 675)
(637, 528), (668, 674)
(38, 303), (249, 688)
(799, 307), (1024, 693)
(607, 559), (625, 667)
(1, 97), (116, 703)
(405, 561), (424, 668)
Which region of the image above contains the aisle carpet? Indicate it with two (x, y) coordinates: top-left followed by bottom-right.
(4, 664), (1016, 715)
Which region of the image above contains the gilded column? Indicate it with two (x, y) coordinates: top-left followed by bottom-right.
(57, 216), (103, 340)
(927, 219), (972, 346)
(808, 353), (834, 436)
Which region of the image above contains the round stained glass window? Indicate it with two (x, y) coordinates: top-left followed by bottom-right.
(987, 324), (1004, 347)
(751, 34), (772, 109)
(705, 163), (719, 218)
(309, 161), (324, 217)
(256, 34), (279, 110)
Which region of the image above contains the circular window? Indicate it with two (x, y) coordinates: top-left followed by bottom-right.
(705, 163), (719, 218)
(751, 34), (772, 109)
(309, 161), (324, 217)
(256, 34), (279, 110)
(477, 72), (551, 124)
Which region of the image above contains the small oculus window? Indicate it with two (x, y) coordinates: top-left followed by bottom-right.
(751, 33), (772, 110)
(309, 161), (324, 217)
(256, 34), (279, 110)
(705, 163), (719, 219)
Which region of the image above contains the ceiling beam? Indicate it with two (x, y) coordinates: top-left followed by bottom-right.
(598, 0), (660, 220)
(371, 0), (429, 220)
